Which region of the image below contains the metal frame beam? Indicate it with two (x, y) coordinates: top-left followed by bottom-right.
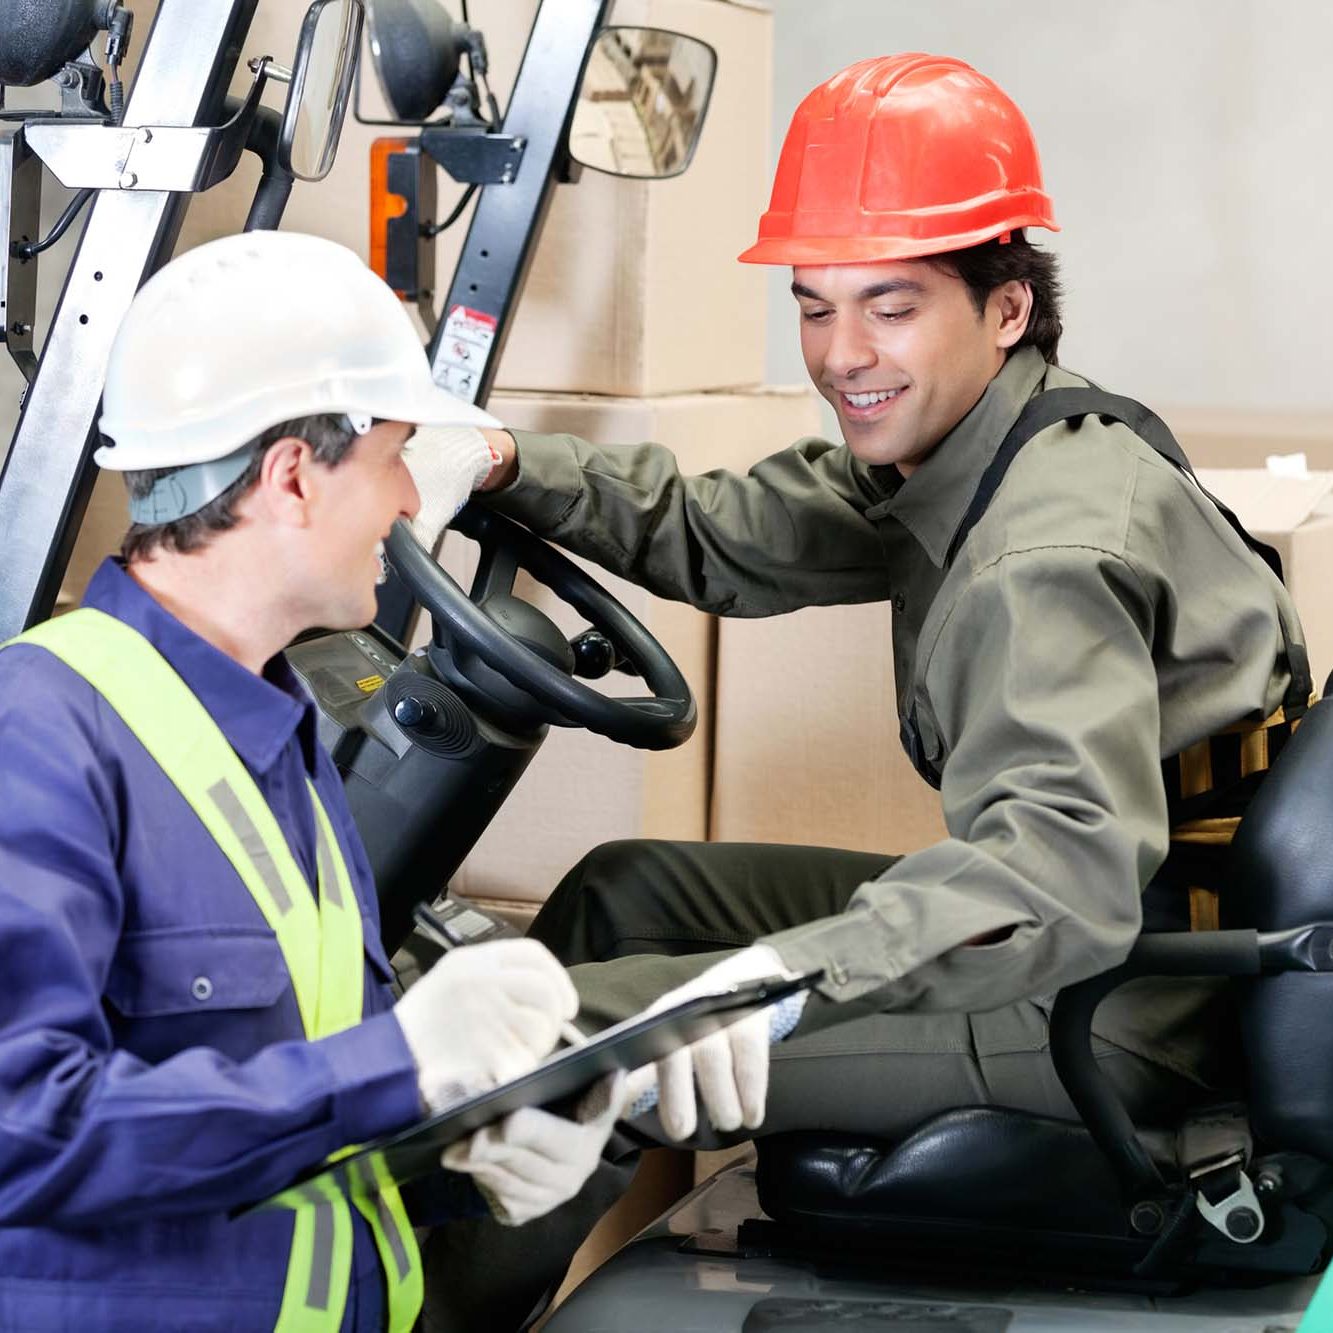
(376, 0), (610, 640)
(0, 0), (259, 637)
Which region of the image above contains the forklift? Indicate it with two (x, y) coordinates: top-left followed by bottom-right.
(3, 4), (1333, 1330)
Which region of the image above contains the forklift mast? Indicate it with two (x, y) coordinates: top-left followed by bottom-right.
(0, 0), (258, 639)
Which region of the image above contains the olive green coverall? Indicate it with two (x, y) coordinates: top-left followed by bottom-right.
(423, 345), (1305, 1330)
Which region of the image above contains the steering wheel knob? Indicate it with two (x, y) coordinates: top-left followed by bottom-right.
(570, 629), (616, 680)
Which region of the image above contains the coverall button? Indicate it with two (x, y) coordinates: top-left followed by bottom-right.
(190, 976), (214, 1002)
(829, 962), (849, 986)
(893, 593), (906, 614)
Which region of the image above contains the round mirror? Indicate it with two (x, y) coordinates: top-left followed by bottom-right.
(568, 27), (717, 181)
(281, 0), (365, 182)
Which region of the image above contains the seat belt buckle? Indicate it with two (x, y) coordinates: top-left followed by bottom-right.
(1190, 1151), (1265, 1244)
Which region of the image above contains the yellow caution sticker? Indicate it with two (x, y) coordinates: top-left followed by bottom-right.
(355, 674), (385, 694)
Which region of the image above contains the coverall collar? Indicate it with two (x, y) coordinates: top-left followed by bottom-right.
(876, 345), (1049, 568)
(82, 558), (315, 777)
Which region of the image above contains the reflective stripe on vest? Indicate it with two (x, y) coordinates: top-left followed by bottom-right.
(15, 608), (423, 1332)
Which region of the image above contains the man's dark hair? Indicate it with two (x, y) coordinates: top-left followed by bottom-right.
(119, 413), (361, 562)
(932, 230), (1064, 364)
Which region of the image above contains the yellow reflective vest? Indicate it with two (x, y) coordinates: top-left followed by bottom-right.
(17, 608), (423, 1331)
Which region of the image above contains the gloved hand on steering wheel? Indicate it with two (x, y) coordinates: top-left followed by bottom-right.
(625, 944), (807, 1142)
(404, 425), (500, 554)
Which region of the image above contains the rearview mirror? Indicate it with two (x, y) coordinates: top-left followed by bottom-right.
(568, 27), (716, 180)
(280, 0), (365, 181)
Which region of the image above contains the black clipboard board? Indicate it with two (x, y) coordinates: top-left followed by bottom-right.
(244, 970), (821, 1215)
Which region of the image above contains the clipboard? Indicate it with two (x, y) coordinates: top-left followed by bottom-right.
(244, 970), (821, 1214)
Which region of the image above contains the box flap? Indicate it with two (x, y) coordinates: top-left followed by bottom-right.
(1196, 467), (1333, 534)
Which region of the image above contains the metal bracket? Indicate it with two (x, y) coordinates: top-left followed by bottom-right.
(1, 126), (43, 381)
(54, 52), (109, 119)
(1192, 1153), (1266, 1244)
(23, 56), (278, 193)
(419, 126), (527, 185)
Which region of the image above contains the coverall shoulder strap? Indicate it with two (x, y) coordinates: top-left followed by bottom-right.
(944, 386), (1313, 718)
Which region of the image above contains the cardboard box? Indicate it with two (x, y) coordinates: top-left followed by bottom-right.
(1197, 468), (1333, 690)
(495, 0), (771, 397)
(1164, 407), (1333, 472)
(710, 603), (948, 856)
(428, 385), (821, 907)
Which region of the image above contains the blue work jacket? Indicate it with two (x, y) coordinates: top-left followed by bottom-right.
(0, 560), (431, 1331)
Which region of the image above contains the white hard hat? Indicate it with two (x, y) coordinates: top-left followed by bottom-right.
(96, 230), (499, 472)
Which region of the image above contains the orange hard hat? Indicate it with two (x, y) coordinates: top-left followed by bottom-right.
(739, 53), (1058, 266)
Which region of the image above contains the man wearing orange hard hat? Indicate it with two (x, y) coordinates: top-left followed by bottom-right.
(431, 55), (1309, 1328)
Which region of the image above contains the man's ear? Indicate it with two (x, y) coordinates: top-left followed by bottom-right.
(992, 279), (1035, 350)
(254, 436), (315, 527)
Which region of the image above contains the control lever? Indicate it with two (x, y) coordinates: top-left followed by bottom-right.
(413, 897), (520, 952)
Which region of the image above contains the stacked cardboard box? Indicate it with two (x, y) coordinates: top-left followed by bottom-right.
(1197, 468), (1333, 690)
(710, 603), (948, 857)
(1164, 407), (1333, 472)
(495, 0), (771, 397)
(410, 0), (783, 912)
(1160, 406), (1333, 689)
(435, 386), (821, 921)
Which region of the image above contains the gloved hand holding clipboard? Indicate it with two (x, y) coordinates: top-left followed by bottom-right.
(242, 967), (821, 1217)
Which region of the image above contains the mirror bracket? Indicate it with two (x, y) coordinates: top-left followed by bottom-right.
(23, 57), (275, 192)
(420, 126), (527, 186)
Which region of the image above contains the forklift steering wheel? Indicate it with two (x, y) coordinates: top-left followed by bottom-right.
(384, 506), (697, 751)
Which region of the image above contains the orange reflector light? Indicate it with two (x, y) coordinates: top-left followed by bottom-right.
(370, 137), (413, 289)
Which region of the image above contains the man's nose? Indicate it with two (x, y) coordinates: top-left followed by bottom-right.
(823, 315), (877, 381)
(401, 467), (422, 521)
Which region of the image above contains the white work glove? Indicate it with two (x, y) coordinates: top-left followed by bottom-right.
(393, 938), (578, 1114)
(441, 1072), (626, 1227)
(626, 944), (806, 1142)
(404, 424), (497, 553)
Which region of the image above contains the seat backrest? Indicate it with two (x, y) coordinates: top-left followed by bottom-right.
(1224, 695), (1333, 1160)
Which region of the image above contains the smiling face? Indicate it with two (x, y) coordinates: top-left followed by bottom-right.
(302, 419), (420, 628)
(793, 260), (1033, 473)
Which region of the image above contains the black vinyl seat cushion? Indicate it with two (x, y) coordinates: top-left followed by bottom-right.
(755, 1108), (1176, 1237)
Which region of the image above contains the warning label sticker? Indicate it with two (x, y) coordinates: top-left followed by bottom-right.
(437, 305), (497, 403)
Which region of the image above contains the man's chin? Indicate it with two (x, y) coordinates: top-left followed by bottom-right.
(842, 432), (910, 468)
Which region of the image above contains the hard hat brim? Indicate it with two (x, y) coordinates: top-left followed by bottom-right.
(737, 215), (1060, 268)
(95, 383), (502, 472)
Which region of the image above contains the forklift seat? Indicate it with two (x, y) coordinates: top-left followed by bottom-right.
(747, 697), (1333, 1288)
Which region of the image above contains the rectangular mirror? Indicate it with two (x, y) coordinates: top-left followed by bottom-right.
(282, 0), (365, 182)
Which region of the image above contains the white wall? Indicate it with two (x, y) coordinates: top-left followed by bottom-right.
(765, 0), (1333, 418)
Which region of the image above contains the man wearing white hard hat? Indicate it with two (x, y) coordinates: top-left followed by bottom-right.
(0, 231), (621, 1333)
